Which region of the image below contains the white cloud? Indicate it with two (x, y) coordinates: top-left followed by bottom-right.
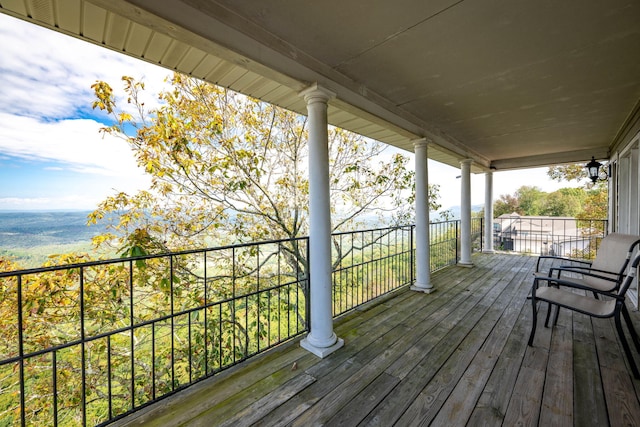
(0, 196), (92, 211)
(0, 112), (147, 178)
(0, 14), (170, 120)
(0, 14), (169, 210)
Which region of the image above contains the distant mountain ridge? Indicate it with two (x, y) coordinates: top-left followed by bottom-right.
(432, 204), (484, 221)
(0, 206), (485, 250)
(0, 211), (105, 248)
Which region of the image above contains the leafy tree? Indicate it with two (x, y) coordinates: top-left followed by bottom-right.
(494, 185), (587, 218)
(579, 186), (608, 221)
(87, 70), (449, 376)
(89, 74), (439, 255)
(494, 181), (605, 220)
(437, 208), (455, 221)
(548, 162), (608, 219)
(494, 193), (520, 217)
(515, 186), (545, 216)
(542, 187), (586, 217)
(87, 74), (444, 333)
(472, 208), (485, 218)
(547, 163), (589, 183)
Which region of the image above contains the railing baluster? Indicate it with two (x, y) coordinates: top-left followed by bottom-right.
(151, 323), (156, 399)
(203, 251), (209, 376)
(108, 335), (113, 417)
(256, 248), (260, 353)
(80, 266), (87, 427)
(129, 260), (135, 411)
(52, 351), (57, 427)
(17, 274), (25, 427)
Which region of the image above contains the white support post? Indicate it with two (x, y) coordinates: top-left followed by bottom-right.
(411, 139), (434, 293)
(299, 83), (344, 358)
(483, 170), (495, 253)
(459, 159), (474, 267)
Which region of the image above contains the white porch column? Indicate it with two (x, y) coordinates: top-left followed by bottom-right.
(411, 139), (434, 293)
(459, 159), (474, 267)
(483, 170), (495, 253)
(299, 83), (344, 358)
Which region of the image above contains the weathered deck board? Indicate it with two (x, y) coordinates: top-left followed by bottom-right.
(391, 256), (532, 426)
(539, 308), (573, 427)
(572, 312), (608, 427)
(113, 253), (640, 427)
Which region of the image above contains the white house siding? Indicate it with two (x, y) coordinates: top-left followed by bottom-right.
(611, 125), (640, 308)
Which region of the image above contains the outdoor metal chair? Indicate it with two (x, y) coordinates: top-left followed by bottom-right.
(535, 233), (640, 293)
(528, 250), (640, 379)
(534, 233), (640, 325)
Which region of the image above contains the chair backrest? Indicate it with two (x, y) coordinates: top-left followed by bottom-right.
(618, 250), (640, 298)
(585, 233), (640, 290)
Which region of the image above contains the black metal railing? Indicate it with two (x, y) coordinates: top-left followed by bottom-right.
(0, 225), (426, 427)
(331, 226), (414, 317)
(428, 217), (484, 271)
(0, 237), (309, 427)
(471, 217), (484, 252)
(0, 217), (606, 426)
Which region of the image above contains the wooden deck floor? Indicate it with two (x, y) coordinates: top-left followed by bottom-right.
(114, 253), (640, 427)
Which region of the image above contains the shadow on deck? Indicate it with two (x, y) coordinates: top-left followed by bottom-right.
(113, 253), (640, 426)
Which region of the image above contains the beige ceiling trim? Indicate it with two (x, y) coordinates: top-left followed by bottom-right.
(611, 99), (640, 156)
(491, 148), (609, 171)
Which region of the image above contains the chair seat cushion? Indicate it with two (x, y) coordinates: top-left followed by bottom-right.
(535, 286), (616, 318)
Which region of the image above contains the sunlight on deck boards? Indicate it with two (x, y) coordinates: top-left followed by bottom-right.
(113, 253), (640, 427)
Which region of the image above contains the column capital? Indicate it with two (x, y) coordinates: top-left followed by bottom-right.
(412, 138), (431, 150)
(460, 158), (473, 166)
(299, 83), (336, 104)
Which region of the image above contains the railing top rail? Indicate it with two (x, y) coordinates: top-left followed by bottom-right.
(330, 224), (413, 237)
(0, 235), (309, 277)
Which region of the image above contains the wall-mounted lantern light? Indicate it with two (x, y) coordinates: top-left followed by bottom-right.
(585, 156), (607, 183)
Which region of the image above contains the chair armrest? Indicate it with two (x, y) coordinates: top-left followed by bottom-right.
(551, 265), (620, 283)
(535, 255), (592, 273)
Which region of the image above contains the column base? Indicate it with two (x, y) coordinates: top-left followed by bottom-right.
(300, 337), (344, 358)
(458, 261), (474, 268)
(482, 249), (495, 254)
(411, 284), (435, 294)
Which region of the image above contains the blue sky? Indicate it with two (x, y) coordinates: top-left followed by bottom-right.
(0, 13), (576, 212)
(0, 13), (169, 211)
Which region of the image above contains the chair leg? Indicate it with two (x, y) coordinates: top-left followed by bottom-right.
(621, 304), (640, 354)
(614, 310), (640, 380)
(553, 305), (560, 326)
(544, 302), (552, 327)
(528, 296), (538, 346)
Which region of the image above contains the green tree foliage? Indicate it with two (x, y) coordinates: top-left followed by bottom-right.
(515, 186), (546, 216)
(494, 193), (520, 217)
(493, 183), (606, 219)
(580, 186), (608, 220)
(547, 163), (589, 183)
(494, 160), (609, 219)
(89, 74), (440, 256)
(547, 161), (608, 220)
(543, 188), (585, 217)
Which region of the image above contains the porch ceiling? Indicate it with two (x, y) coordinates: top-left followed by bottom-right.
(2, 0), (640, 172)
